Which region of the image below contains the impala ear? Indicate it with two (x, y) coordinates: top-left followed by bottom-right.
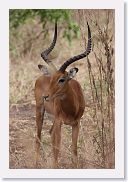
(68, 67), (79, 79)
(38, 64), (50, 76)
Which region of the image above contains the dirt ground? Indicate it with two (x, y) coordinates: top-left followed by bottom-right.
(9, 93), (103, 169)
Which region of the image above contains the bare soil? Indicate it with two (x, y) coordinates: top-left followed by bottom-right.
(9, 100), (103, 169)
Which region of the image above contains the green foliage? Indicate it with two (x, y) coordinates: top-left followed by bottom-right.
(9, 9), (79, 42)
(9, 9), (34, 29)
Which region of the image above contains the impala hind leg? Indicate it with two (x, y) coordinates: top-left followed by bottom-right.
(50, 120), (61, 168)
(35, 103), (45, 167)
(72, 122), (80, 168)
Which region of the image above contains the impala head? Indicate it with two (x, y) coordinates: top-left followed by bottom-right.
(39, 21), (92, 101)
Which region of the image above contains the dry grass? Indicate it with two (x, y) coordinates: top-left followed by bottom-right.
(76, 9), (115, 168)
(9, 9), (115, 169)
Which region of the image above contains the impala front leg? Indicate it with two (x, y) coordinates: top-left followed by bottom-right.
(35, 102), (45, 167)
(51, 120), (61, 168)
(72, 122), (80, 168)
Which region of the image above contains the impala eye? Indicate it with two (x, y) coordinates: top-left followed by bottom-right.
(58, 78), (65, 84)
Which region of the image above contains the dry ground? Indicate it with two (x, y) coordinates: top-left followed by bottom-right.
(9, 97), (102, 169)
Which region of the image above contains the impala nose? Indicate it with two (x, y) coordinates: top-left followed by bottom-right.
(43, 95), (49, 101)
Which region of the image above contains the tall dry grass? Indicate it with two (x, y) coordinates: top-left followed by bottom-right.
(75, 10), (115, 168)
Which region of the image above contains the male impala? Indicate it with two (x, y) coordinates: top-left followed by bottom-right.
(35, 21), (91, 168)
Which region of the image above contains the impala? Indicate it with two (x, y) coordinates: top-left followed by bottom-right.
(35, 21), (92, 168)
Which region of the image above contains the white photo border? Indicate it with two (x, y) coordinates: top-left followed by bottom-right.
(0, 0), (124, 179)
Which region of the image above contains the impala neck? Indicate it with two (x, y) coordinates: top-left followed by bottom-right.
(53, 83), (79, 120)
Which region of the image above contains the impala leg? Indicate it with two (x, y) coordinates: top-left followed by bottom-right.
(51, 121), (61, 168)
(35, 103), (45, 167)
(72, 122), (79, 168)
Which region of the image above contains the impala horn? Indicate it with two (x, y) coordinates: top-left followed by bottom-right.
(41, 20), (58, 72)
(59, 22), (92, 72)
